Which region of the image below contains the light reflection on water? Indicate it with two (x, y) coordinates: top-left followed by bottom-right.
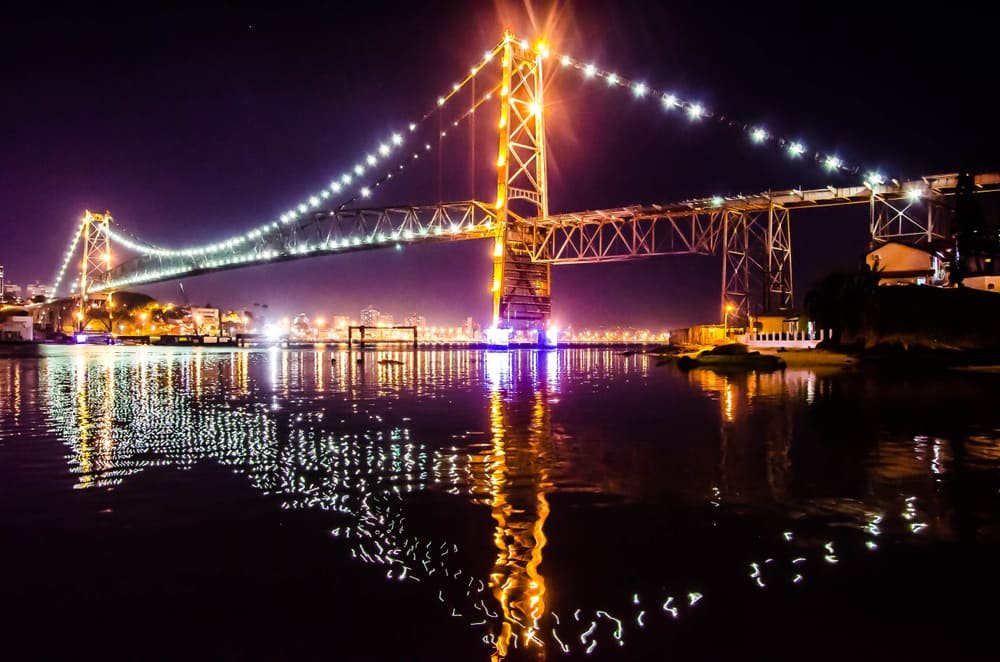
(2, 346), (1000, 658)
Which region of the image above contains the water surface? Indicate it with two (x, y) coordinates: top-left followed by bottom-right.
(1, 347), (998, 659)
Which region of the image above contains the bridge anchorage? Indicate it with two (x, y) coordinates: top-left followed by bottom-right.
(42, 30), (1000, 345)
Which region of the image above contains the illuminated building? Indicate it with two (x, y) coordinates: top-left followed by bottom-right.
(361, 305), (379, 327)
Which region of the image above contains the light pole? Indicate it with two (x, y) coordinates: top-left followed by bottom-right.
(724, 303), (734, 337)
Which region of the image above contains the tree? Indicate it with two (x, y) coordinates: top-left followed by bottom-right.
(804, 265), (881, 344)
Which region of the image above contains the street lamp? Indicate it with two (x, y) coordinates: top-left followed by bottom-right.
(724, 303), (735, 336)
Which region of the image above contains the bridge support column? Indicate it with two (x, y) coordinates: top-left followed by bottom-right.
(496, 223), (551, 329)
(765, 204), (793, 313)
(491, 30), (550, 333)
(76, 210), (112, 328)
(721, 210), (753, 328)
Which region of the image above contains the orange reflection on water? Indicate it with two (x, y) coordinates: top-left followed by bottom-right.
(486, 353), (551, 659)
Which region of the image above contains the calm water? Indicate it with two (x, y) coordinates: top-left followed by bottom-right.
(1, 347), (999, 660)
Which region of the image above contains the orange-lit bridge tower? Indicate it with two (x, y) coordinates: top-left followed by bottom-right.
(491, 31), (551, 332)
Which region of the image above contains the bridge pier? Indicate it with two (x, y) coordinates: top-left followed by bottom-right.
(490, 31), (551, 339)
(495, 224), (551, 331)
(722, 204), (794, 329)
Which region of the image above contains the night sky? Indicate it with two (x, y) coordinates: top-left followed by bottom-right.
(2, 1), (996, 328)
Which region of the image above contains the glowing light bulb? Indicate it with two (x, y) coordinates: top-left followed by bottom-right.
(408, 123), (416, 131)
(866, 171), (886, 185)
(360, 187), (371, 198)
(378, 144), (390, 156)
(529, 101), (541, 115)
(391, 132), (403, 145)
(519, 39), (529, 50)
(560, 55), (571, 66)
(584, 63), (596, 78)
(688, 103), (704, 119)
(606, 73), (619, 86)
(633, 83), (647, 97)
(297, 204), (308, 213)
(354, 165), (364, 176)
(309, 196), (320, 207)
(788, 142), (806, 157)
(824, 156), (842, 171)
(437, 97), (445, 106)
(662, 94), (677, 108)
(907, 187), (923, 202)
(366, 154), (377, 166)
(341, 174), (352, 184)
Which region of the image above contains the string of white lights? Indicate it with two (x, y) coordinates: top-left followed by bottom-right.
(49, 219), (86, 298)
(104, 40), (507, 260)
(310, 81), (501, 216)
(91, 82), (502, 293)
(537, 41), (888, 187)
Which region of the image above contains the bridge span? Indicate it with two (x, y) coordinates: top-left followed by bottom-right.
(40, 30), (1000, 337)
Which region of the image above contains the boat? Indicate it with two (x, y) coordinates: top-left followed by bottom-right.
(676, 343), (785, 371)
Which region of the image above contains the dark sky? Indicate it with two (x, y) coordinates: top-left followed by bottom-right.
(1, 0), (996, 328)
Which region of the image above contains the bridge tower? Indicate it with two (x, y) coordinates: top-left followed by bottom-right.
(765, 204), (793, 313)
(76, 210), (112, 328)
(721, 210), (754, 327)
(492, 31), (551, 330)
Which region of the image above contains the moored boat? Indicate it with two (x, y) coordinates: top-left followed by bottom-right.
(677, 343), (785, 371)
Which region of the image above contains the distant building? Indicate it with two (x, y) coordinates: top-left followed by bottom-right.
(220, 310), (249, 336)
(670, 324), (727, 346)
(2, 283), (22, 302)
(25, 281), (54, 300)
(865, 241), (948, 287)
(190, 307), (221, 336)
(405, 314), (426, 329)
(754, 314), (799, 335)
(331, 315), (351, 333)
(290, 313), (312, 339)
(379, 313), (394, 327)
(0, 307), (33, 342)
(361, 305), (379, 327)
(463, 316), (480, 338)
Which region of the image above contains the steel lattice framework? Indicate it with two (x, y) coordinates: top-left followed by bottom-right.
(86, 173), (1000, 329)
(491, 31), (551, 330)
(102, 201), (499, 288)
(76, 210), (112, 323)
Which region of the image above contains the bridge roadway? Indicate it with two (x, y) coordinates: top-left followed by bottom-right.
(86, 171), (999, 295)
(30, 173), (1000, 328)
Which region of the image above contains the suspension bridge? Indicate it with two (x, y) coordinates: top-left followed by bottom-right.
(38, 31), (1000, 343)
